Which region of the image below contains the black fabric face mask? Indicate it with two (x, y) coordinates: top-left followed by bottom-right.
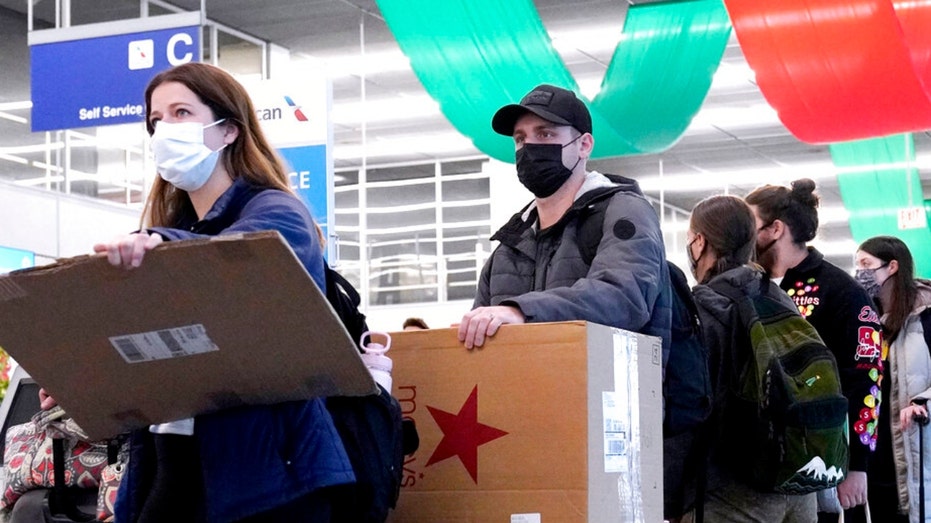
(515, 136), (581, 198)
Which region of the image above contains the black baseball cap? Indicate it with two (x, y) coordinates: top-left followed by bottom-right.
(492, 84), (593, 136)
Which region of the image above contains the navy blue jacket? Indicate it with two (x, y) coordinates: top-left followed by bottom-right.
(115, 178), (354, 522)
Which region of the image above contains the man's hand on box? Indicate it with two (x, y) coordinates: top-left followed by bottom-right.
(93, 231), (164, 269)
(457, 305), (525, 350)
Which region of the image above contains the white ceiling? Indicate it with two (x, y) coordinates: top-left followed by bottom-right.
(1, 0), (929, 272)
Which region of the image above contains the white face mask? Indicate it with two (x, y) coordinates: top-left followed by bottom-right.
(151, 119), (227, 192)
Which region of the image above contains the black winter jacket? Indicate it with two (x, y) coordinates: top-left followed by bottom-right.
(781, 248), (882, 472)
(473, 171), (672, 348)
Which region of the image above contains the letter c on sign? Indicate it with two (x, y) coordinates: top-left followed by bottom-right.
(167, 33), (194, 66)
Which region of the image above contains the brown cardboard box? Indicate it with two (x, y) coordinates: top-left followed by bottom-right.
(388, 321), (662, 523)
(0, 231), (376, 440)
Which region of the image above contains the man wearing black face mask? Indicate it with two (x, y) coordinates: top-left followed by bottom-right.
(458, 84), (672, 354)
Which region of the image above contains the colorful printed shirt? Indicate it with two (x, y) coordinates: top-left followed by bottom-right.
(781, 247), (883, 472)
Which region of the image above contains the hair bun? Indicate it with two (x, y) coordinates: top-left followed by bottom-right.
(790, 178), (819, 208)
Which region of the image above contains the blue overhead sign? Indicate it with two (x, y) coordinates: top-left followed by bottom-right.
(28, 12), (201, 132)
(279, 144), (330, 240)
(241, 75), (336, 260)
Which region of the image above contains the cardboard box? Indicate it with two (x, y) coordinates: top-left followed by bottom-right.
(0, 231), (376, 440)
(387, 321), (662, 523)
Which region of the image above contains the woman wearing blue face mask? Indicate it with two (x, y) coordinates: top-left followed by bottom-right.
(855, 236), (931, 523)
(91, 62), (354, 523)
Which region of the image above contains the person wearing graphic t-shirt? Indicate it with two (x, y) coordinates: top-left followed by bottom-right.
(746, 179), (883, 523)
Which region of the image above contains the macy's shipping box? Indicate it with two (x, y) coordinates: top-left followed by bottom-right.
(388, 321), (662, 523)
(0, 231), (377, 440)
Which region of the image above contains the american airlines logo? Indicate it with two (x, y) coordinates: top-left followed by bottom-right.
(255, 95), (309, 122)
(128, 40), (154, 70)
(127, 33), (194, 71)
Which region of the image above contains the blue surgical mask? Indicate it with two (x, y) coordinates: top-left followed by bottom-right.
(151, 119), (227, 192)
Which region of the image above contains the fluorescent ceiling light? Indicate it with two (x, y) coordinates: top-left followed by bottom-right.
(810, 238), (858, 258)
(639, 152), (931, 194)
(710, 62), (757, 89)
(333, 95), (440, 125)
(818, 205), (851, 224)
(549, 26), (624, 55)
(0, 152), (28, 165)
(691, 103), (780, 129)
(0, 101), (32, 111)
(833, 158), (931, 174)
(0, 112), (27, 124)
(659, 204), (850, 233)
(662, 206), (850, 233)
(0, 143), (64, 155)
(638, 162), (838, 193)
(298, 50), (411, 79)
(334, 131), (476, 161)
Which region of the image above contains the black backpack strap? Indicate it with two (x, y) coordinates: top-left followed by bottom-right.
(707, 278), (740, 304)
(668, 262), (700, 333)
(706, 277), (760, 388)
(49, 438), (95, 522)
(707, 278), (758, 324)
(52, 437), (66, 502)
(324, 263), (369, 351)
(576, 196), (611, 266)
(325, 262), (362, 307)
(574, 181), (643, 266)
(666, 261), (708, 523)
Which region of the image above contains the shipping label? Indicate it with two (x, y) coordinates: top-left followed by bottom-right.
(109, 324), (218, 363)
(603, 391), (628, 472)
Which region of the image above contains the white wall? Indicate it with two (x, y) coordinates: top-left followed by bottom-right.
(486, 157), (531, 230)
(0, 180), (139, 262)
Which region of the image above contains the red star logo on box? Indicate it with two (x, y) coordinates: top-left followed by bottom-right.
(425, 385), (508, 483)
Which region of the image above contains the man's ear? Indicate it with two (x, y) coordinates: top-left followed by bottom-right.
(579, 133), (594, 159)
(770, 219), (787, 240)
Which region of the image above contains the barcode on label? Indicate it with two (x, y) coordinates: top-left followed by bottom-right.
(109, 324), (218, 364)
(157, 330), (185, 355)
(605, 438), (627, 456)
(113, 337), (145, 362)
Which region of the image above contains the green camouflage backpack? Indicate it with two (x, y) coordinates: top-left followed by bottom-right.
(710, 276), (849, 494)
